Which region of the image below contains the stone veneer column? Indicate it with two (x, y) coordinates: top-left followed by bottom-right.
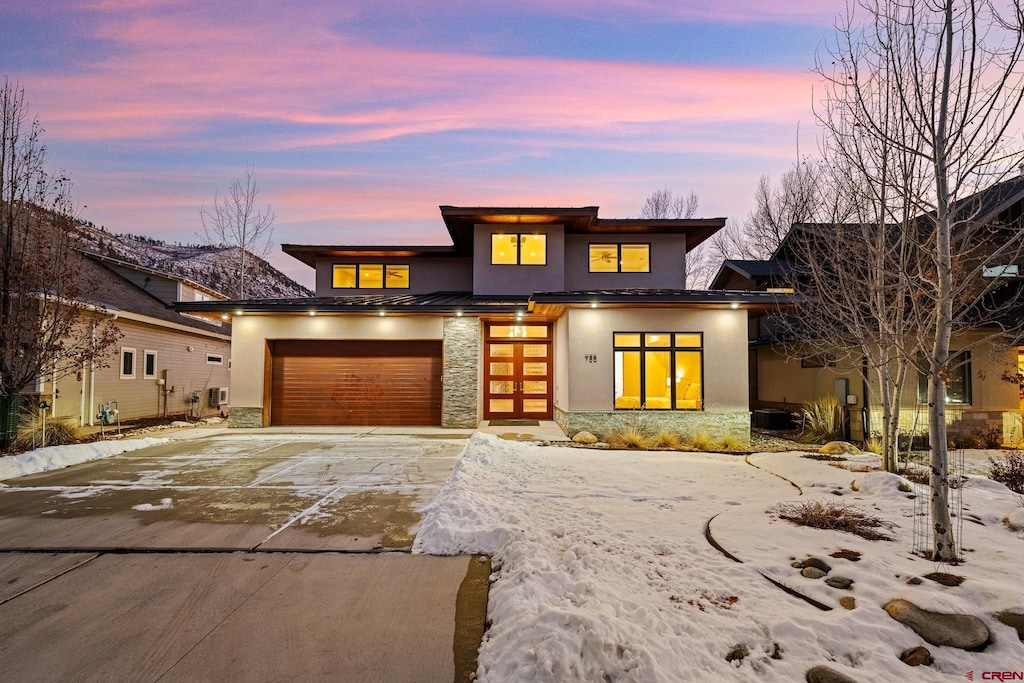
(442, 316), (481, 428)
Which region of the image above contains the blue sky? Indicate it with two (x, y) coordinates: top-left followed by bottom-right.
(1, 0), (847, 287)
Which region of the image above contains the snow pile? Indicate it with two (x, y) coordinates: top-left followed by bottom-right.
(0, 437), (169, 482)
(132, 497), (173, 511)
(417, 434), (1024, 682)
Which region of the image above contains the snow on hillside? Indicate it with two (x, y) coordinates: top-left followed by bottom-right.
(72, 221), (312, 299)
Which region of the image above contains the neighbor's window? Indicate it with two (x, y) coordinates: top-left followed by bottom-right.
(491, 233), (546, 265)
(917, 352), (972, 405)
(143, 350), (158, 379)
(613, 332), (702, 410)
(589, 244), (650, 273)
(120, 347), (136, 379)
(207, 354), (224, 365)
(332, 264), (410, 289)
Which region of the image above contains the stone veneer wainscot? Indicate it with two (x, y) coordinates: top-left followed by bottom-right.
(229, 406), (264, 428)
(442, 316), (480, 428)
(554, 406), (750, 441)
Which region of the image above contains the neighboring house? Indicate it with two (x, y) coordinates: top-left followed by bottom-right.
(710, 179), (1024, 445)
(29, 253), (233, 425)
(175, 206), (779, 437)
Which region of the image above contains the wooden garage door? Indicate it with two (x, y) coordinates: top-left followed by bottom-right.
(270, 340), (442, 426)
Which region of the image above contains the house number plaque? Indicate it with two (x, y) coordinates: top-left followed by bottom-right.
(584, 354), (598, 363)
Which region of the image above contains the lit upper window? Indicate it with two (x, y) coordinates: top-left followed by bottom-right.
(589, 244), (650, 273)
(332, 264), (410, 289)
(491, 234), (547, 265)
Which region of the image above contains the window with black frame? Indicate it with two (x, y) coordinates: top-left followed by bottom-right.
(613, 332), (703, 410)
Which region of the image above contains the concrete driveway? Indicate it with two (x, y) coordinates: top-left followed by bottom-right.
(0, 429), (470, 551)
(0, 429), (487, 683)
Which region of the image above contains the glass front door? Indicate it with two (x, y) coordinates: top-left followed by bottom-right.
(485, 324), (552, 419)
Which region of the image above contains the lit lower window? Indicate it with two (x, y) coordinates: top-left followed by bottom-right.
(333, 264), (410, 289)
(613, 332), (702, 410)
(491, 233), (547, 265)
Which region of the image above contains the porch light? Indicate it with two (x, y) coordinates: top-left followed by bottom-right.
(455, 310), (464, 317)
(234, 309), (244, 316)
(515, 312), (524, 321)
(730, 302), (739, 309)
(378, 310), (386, 317)
(590, 302), (598, 309)
(308, 310), (317, 316)
(220, 313), (229, 321)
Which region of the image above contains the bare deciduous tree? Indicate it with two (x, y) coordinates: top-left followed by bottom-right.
(801, 0), (1024, 562)
(743, 162), (820, 259)
(198, 165), (276, 299)
(640, 187), (699, 220)
(0, 77), (120, 445)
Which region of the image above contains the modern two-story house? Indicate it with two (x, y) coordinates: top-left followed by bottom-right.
(176, 206), (778, 438)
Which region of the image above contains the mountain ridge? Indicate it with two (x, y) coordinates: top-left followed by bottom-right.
(70, 220), (313, 300)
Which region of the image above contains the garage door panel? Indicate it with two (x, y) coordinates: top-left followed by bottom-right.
(270, 341), (442, 426)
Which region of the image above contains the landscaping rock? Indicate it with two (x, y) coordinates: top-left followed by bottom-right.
(801, 566), (827, 579)
(994, 611), (1024, 642)
(791, 560), (805, 568)
(899, 646), (932, 666)
(572, 431), (598, 444)
(825, 576), (853, 590)
(170, 421), (193, 428)
(592, 442), (611, 449)
(203, 416), (225, 424)
(905, 576), (923, 585)
(806, 664), (859, 683)
(1004, 508), (1024, 531)
(883, 599), (990, 650)
(802, 557), (832, 573)
(820, 441), (862, 455)
(725, 643), (749, 663)
(839, 597), (856, 610)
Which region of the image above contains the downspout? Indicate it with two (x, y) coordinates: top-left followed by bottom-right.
(51, 364), (57, 417)
(860, 355), (870, 443)
(88, 320), (96, 426)
(79, 360), (86, 427)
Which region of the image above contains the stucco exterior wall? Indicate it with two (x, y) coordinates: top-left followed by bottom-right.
(312, 256), (473, 296)
(553, 316), (569, 407)
(471, 224), (565, 296)
(756, 347), (855, 411)
(563, 234), (687, 290)
(228, 314), (444, 415)
(558, 307), (749, 412)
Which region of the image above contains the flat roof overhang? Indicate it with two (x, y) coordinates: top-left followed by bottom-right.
(282, 244), (459, 268)
(529, 289), (798, 312)
(172, 295), (532, 317)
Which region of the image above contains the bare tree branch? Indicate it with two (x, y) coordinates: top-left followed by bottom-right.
(198, 165), (276, 299)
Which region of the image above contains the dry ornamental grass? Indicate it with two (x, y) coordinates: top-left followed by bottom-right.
(766, 500), (895, 541)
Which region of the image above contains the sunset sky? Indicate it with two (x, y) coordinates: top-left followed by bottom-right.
(1, 0), (847, 288)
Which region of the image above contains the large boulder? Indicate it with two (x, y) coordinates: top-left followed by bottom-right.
(806, 665), (859, 683)
(820, 441), (862, 455)
(883, 599), (990, 650)
(572, 430), (598, 444)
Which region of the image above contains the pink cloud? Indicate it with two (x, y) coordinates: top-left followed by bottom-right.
(18, 3), (819, 153)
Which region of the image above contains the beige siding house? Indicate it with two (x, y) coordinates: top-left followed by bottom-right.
(34, 254), (232, 425)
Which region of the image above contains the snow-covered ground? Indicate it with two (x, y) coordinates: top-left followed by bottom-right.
(0, 437), (169, 482)
(415, 433), (1024, 682)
